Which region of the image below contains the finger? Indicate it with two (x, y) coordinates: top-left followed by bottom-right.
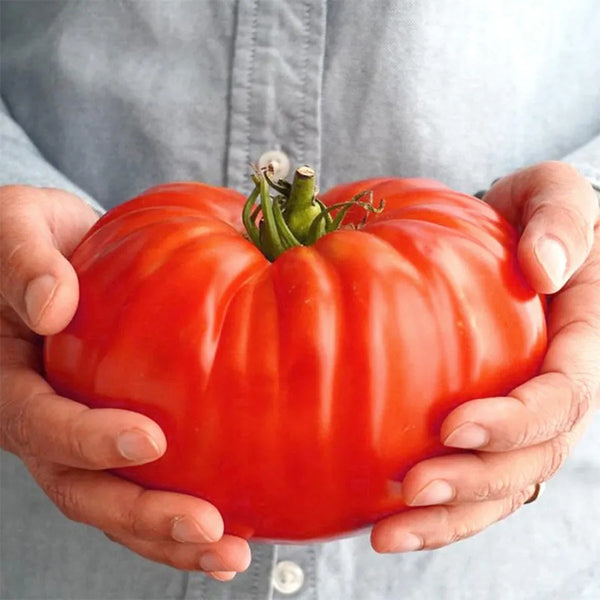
(1, 366), (166, 468)
(440, 373), (594, 452)
(209, 572), (238, 582)
(0, 185), (97, 334)
(485, 161), (599, 293)
(104, 531), (251, 573)
(441, 226), (600, 452)
(401, 435), (572, 507)
(371, 487), (536, 553)
(31, 462), (226, 545)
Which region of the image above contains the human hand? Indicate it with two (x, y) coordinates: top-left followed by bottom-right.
(371, 162), (600, 553)
(0, 186), (250, 581)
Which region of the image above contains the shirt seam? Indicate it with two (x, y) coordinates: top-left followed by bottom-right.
(244, 0), (260, 174)
(296, 0), (312, 163)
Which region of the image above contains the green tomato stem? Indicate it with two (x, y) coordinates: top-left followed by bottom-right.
(272, 198), (302, 250)
(257, 174), (286, 261)
(242, 186), (261, 247)
(242, 164), (381, 261)
(306, 195), (384, 245)
(284, 166), (324, 244)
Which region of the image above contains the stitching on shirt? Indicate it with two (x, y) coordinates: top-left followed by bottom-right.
(181, 570), (191, 599)
(250, 544), (265, 599)
(222, 2), (241, 189)
(198, 571), (206, 599)
(308, 544), (318, 599)
(297, 0), (312, 163)
(315, 0), (326, 177)
(245, 0), (260, 177)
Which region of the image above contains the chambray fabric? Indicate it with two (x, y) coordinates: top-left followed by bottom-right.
(1, 2), (599, 599)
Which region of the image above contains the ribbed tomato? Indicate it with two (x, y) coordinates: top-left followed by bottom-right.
(44, 169), (547, 542)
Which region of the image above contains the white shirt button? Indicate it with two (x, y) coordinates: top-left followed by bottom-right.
(258, 150), (291, 181)
(271, 560), (304, 595)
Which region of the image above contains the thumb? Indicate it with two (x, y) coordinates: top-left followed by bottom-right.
(485, 162), (599, 294)
(0, 186), (98, 335)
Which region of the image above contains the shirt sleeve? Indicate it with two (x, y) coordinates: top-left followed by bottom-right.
(0, 97), (105, 214)
(562, 134), (600, 196)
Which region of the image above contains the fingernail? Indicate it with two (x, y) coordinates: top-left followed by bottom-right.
(172, 515), (220, 543)
(386, 532), (423, 553)
(409, 480), (454, 506)
(444, 422), (489, 449)
(209, 571), (236, 582)
(199, 551), (225, 572)
(24, 274), (58, 326)
(534, 235), (567, 288)
(117, 429), (162, 462)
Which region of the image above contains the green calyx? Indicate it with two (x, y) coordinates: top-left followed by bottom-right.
(243, 164), (383, 261)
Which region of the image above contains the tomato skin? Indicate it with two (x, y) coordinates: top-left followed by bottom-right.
(44, 178), (547, 542)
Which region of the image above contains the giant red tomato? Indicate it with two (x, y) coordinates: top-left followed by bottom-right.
(44, 170), (547, 542)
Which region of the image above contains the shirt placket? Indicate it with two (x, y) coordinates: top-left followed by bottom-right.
(226, 0), (327, 193)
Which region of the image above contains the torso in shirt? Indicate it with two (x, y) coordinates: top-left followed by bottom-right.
(1, 2), (599, 599)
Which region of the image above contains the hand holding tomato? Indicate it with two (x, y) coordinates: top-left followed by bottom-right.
(44, 165), (549, 545)
(372, 162), (600, 553)
(0, 186), (250, 580)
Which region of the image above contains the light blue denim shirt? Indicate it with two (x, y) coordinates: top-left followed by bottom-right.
(1, 2), (599, 599)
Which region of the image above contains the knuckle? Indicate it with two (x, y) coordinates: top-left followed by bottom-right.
(158, 546), (183, 569)
(473, 476), (513, 501)
(1, 239), (34, 292)
(562, 205), (590, 245)
(47, 478), (83, 522)
(562, 379), (593, 432)
(533, 201), (589, 242)
(511, 421), (540, 449)
(0, 394), (37, 457)
(541, 434), (571, 480)
(507, 387), (554, 448)
(145, 539), (194, 570)
(65, 410), (97, 467)
(427, 506), (477, 549)
(128, 510), (148, 540)
(13, 406), (33, 454)
(447, 521), (477, 546)
(68, 433), (89, 466)
(124, 490), (152, 539)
